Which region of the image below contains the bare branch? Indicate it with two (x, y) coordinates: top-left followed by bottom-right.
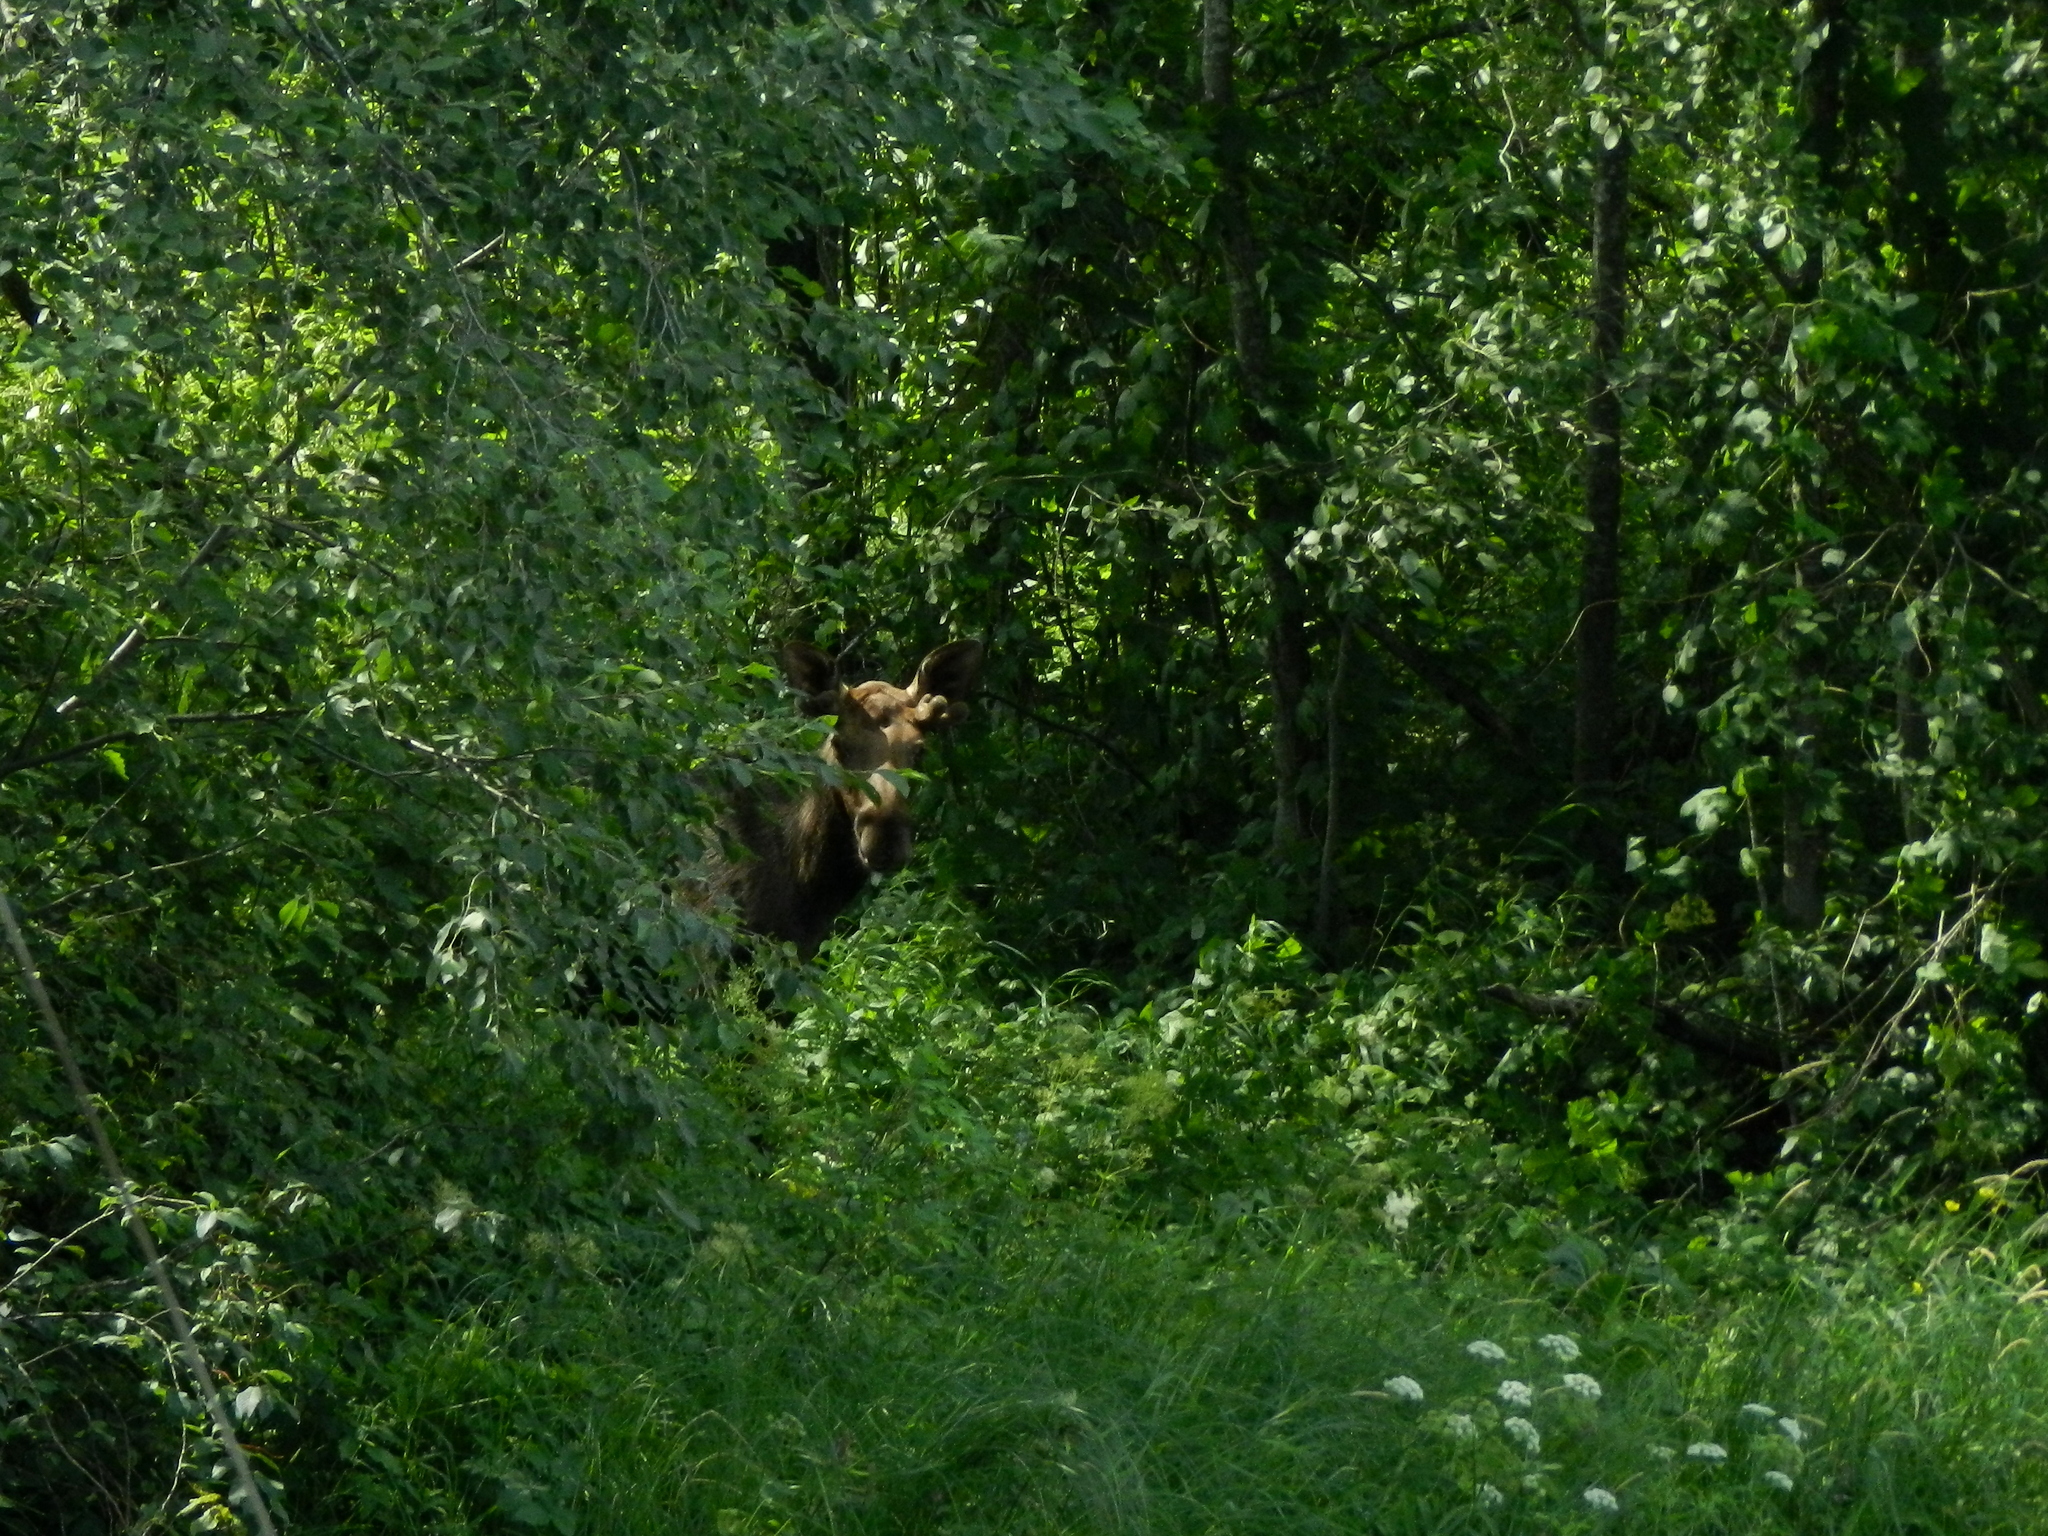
(1482, 983), (1786, 1070)
(1351, 611), (1522, 749)
(391, 732), (544, 819)
(982, 691), (1148, 783)
(0, 710), (307, 780)
(50, 377), (365, 720)
(0, 894), (280, 1536)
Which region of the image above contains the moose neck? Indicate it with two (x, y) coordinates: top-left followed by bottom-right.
(786, 786), (873, 938)
(719, 781), (873, 961)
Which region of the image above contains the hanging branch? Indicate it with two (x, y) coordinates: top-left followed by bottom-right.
(0, 710), (309, 782)
(982, 691), (1149, 784)
(1256, 15), (1522, 106)
(0, 894), (280, 1536)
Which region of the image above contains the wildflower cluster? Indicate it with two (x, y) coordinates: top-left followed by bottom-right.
(1369, 1329), (1818, 1520)
(1433, 1336), (1600, 1508)
(1649, 1400), (1809, 1493)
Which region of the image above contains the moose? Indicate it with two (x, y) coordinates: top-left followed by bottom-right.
(718, 638), (984, 958)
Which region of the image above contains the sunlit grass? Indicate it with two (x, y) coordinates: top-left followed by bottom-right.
(310, 1218), (2048, 1534)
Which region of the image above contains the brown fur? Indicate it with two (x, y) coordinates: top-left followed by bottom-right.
(719, 640), (984, 958)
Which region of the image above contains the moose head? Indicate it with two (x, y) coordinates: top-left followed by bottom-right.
(720, 639), (985, 957)
(779, 638), (984, 878)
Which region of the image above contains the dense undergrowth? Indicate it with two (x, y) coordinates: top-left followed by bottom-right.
(318, 1211), (2048, 1536)
(13, 883), (2048, 1533)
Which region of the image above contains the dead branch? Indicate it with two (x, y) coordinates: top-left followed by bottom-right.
(1482, 983), (1785, 1070)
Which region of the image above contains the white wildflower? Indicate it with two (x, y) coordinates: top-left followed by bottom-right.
(1466, 1339), (1509, 1364)
(1503, 1416), (1542, 1454)
(1583, 1486), (1620, 1513)
(1762, 1470), (1795, 1492)
(1562, 1372), (1603, 1400)
(1497, 1379), (1534, 1408)
(1382, 1189), (1421, 1234)
(1740, 1401), (1777, 1420)
(1384, 1375), (1425, 1403)
(1444, 1413), (1477, 1440)
(1648, 1444), (1676, 1462)
(1476, 1483), (1504, 1508)
(1537, 1332), (1581, 1362)
(1776, 1416), (1804, 1444)
(1686, 1441), (1728, 1462)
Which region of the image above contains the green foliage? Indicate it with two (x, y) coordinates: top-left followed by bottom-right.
(235, 1207), (2048, 1535)
(8, 0), (2048, 1525)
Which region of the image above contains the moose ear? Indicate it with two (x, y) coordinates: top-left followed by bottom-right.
(910, 640), (985, 709)
(780, 641), (840, 713)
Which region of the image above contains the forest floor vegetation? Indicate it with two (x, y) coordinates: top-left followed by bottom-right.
(320, 1209), (2048, 1535)
(263, 891), (2048, 1535)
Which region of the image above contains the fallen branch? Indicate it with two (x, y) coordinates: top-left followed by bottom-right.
(982, 691), (1148, 784)
(1352, 612), (1522, 749)
(1482, 983), (1784, 1070)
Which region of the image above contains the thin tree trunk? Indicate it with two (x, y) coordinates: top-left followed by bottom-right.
(1789, 0), (1854, 296)
(1572, 137), (1631, 809)
(1263, 537), (1311, 848)
(1894, 609), (1928, 843)
(1781, 546), (1829, 930)
(1781, 698), (1825, 929)
(1316, 623), (1351, 950)
(1894, 15), (1961, 302)
(1204, 0), (1311, 850)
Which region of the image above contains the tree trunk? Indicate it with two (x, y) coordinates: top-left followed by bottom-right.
(1261, 520), (1311, 849)
(1316, 623), (1351, 950)
(1894, 608), (1928, 844)
(1781, 697), (1825, 930)
(1572, 136), (1630, 812)
(1780, 546), (1830, 930)
(1203, 0), (1311, 850)
(1894, 15), (1961, 303)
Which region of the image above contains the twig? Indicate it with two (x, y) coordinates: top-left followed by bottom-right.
(52, 377), (365, 720)
(38, 835), (270, 912)
(0, 711), (307, 781)
(1482, 983), (1784, 1070)
(1257, 17), (1515, 106)
(1818, 886), (1995, 1120)
(453, 233), (507, 271)
(0, 894), (279, 1536)
(1350, 611), (1521, 749)
(981, 691), (1148, 783)
(392, 733), (543, 819)
(53, 524), (237, 718)
(5, 1206), (121, 1286)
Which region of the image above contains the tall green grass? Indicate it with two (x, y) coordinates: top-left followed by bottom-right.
(309, 1218), (2048, 1534)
